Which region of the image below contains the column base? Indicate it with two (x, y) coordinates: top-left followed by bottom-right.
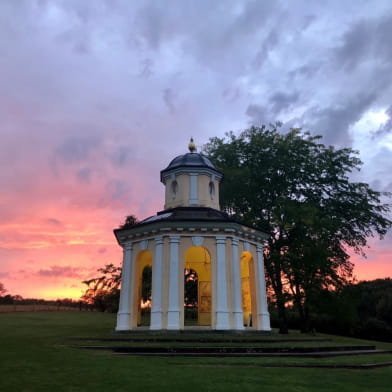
(232, 311), (245, 330)
(255, 312), (271, 331)
(150, 311), (163, 330)
(167, 310), (181, 330)
(116, 312), (131, 331)
(215, 311), (231, 330)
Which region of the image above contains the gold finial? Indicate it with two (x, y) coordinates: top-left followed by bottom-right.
(188, 137), (197, 153)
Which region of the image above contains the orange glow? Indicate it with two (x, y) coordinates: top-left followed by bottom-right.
(140, 300), (151, 309)
(0, 171), (390, 302)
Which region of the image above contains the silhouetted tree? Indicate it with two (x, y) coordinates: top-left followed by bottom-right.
(81, 264), (122, 312)
(0, 282), (6, 296)
(120, 214), (139, 228)
(184, 269), (198, 307)
(141, 266), (152, 303)
(205, 125), (391, 333)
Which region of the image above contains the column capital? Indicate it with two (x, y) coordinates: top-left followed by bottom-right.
(123, 242), (133, 251)
(139, 239), (148, 250)
(155, 235), (164, 245)
(169, 234), (180, 243)
(192, 236), (204, 247)
(243, 241), (251, 252)
(231, 237), (239, 246)
(256, 244), (263, 254)
(216, 235), (227, 244)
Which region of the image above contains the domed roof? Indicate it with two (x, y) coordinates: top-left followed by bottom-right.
(165, 152), (216, 171)
(160, 152), (222, 182)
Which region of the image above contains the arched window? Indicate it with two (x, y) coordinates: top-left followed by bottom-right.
(209, 181), (215, 199)
(171, 180), (178, 199)
(184, 246), (211, 326)
(136, 250), (153, 326)
(241, 251), (254, 327)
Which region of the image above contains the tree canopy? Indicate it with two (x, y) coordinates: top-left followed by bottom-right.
(81, 263), (122, 312)
(204, 125), (391, 333)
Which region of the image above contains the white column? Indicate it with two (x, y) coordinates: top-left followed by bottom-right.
(231, 238), (244, 330)
(215, 235), (230, 329)
(189, 173), (198, 205)
(255, 244), (271, 331)
(150, 236), (164, 330)
(116, 242), (134, 331)
(167, 235), (181, 329)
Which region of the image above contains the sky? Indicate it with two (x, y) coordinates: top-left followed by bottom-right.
(1, 0), (392, 300)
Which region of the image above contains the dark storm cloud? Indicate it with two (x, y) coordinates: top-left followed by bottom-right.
(76, 167), (92, 183)
(139, 58), (153, 78)
(288, 63), (322, 79)
(246, 92), (299, 125)
(305, 93), (377, 147)
(253, 28), (280, 70)
(270, 91), (300, 115)
(56, 136), (101, 163)
(106, 179), (130, 202)
(37, 265), (86, 278)
(163, 88), (176, 113)
(246, 104), (272, 126)
(44, 218), (63, 226)
(336, 14), (392, 71)
(110, 146), (133, 167)
(2, 0), (392, 296)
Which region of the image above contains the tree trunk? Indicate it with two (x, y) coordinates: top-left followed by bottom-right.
(295, 296), (312, 333)
(265, 251), (289, 334)
(277, 295), (289, 334)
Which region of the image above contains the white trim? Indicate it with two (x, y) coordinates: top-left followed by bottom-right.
(215, 235), (230, 329)
(116, 242), (133, 331)
(120, 233), (265, 248)
(192, 236), (204, 246)
(189, 173), (199, 205)
(139, 239), (148, 250)
(167, 235), (181, 329)
(150, 236), (164, 330)
(255, 244), (271, 331)
(231, 238), (244, 330)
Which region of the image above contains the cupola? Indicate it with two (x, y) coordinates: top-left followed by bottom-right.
(160, 138), (223, 210)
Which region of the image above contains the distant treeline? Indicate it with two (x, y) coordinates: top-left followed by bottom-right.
(0, 296), (89, 312)
(269, 278), (392, 342)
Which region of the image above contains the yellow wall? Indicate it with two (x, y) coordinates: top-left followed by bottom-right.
(241, 251), (253, 326)
(136, 250), (153, 325)
(184, 246), (211, 325)
(198, 175), (220, 210)
(164, 173), (220, 210)
(164, 174), (190, 209)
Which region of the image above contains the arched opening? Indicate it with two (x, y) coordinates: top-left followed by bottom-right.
(184, 246), (211, 326)
(184, 268), (198, 325)
(136, 250), (152, 326)
(241, 251), (255, 327)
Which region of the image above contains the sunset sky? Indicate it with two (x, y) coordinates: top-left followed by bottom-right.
(1, 0), (392, 300)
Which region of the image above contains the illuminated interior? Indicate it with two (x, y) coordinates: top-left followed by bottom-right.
(184, 246), (211, 326)
(136, 250), (153, 326)
(240, 251), (254, 326)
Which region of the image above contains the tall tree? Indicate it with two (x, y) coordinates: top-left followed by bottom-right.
(81, 264), (122, 312)
(205, 125), (391, 333)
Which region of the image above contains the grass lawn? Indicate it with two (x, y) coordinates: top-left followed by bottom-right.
(0, 311), (391, 392)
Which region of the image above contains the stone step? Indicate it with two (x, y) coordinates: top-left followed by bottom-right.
(112, 345), (377, 353)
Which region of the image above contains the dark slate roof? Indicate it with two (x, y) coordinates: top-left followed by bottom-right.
(116, 207), (232, 232)
(113, 207), (270, 243)
(141, 206), (230, 224)
(160, 152), (222, 181)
